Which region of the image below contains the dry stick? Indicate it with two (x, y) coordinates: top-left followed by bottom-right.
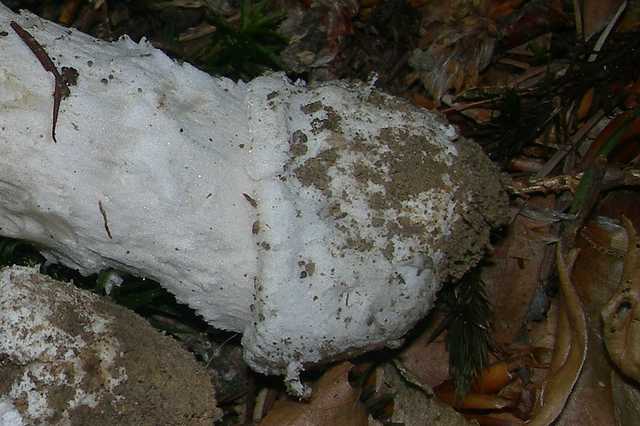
(511, 65), (549, 88)
(10, 21), (64, 143)
(507, 167), (640, 196)
(441, 98), (498, 114)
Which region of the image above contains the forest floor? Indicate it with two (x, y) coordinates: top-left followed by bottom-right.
(3, 1), (640, 425)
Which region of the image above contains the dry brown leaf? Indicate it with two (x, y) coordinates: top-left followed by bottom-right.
(488, 0), (525, 20)
(544, 216), (624, 425)
(59, 0), (83, 25)
(409, 92), (438, 110)
(576, 87), (595, 121)
(398, 330), (450, 389)
(259, 362), (368, 426)
(379, 363), (472, 426)
(482, 196), (557, 346)
(410, 1), (497, 101)
(540, 192), (640, 425)
(464, 412), (524, 426)
(602, 217), (640, 382)
(472, 361), (514, 394)
(611, 371), (640, 426)
(435, 380), (514, 411)
(527, 246), (587, 426)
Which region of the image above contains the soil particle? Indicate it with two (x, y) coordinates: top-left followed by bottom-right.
(289, 129), (309, 158)
(294, 147), (338, 193)
(289, 91), (508, 281)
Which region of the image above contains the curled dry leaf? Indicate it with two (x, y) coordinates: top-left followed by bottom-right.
(602, 217), (640, 382)
(549, 215), (628, 425)
(472, 361), (514, 394)
(528, 245), (587, 426)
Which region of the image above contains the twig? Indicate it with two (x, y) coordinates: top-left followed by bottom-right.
(441, 98), (498, 114)
(10, 21), (65, 143)
(511, 65), (550, 88)
(507, 167), (640, 196)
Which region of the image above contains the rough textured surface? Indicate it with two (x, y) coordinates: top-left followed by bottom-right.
(241, 80), (508, 382)
(0, 4), (508, 383)
(0, 266), (220, 426)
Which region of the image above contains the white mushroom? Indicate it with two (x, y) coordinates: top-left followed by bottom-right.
(0, 4), (508, 390)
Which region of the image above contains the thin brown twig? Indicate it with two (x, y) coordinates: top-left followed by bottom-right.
(441, 97), (498, 114)
(10, 21), (65, 143)
(507, 167), (640, 196)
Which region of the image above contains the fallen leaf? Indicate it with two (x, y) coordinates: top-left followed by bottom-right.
(435, 380), (514, 411)
(527, 246), (587, 426)
(259, 362), (368, 426)
(410, 1), (497, 101)
(398, 323), (450, 389)
(472, 361), (514, 394)
(611, 371), (640, 426)
(379, 363), (472, 425)
(602, 217), (640, 382)
(482, 196), (557, 346)
(576, 87), (595, 121)
(548, 216), (625, 425)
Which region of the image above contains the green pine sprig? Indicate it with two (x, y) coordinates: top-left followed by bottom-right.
(201, 0), (288, 80)
(439, 268), (493, 399)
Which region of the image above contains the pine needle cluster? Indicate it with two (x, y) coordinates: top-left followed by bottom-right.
(439, 268), (493, 398)
(202, 0), (288, 80)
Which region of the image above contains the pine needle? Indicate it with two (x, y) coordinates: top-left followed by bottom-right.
(439, 268), (493, 399)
